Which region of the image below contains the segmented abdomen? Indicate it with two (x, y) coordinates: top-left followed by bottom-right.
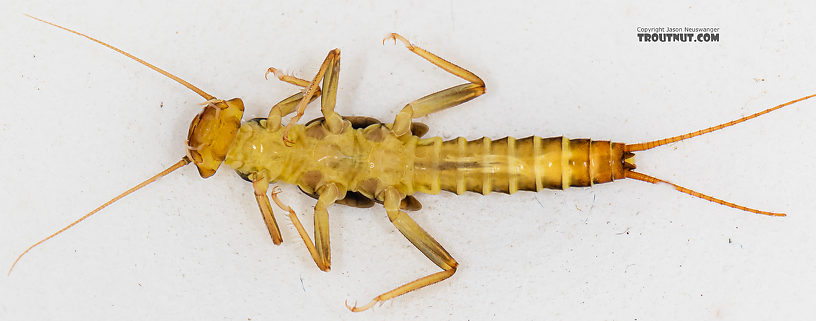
(412, 136), (626, 195)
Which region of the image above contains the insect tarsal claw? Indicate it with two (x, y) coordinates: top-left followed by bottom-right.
(384, 33), (413, 49)
(345, 298), (379, 312)
(264, 67), (281, 81)
(282, 135), (294, 147)
(271, 186), (283, 195)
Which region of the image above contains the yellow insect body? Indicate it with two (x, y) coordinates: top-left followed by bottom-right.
(227, 119), (629, 204)
(227, 119), (418, 199)
(13, 15), (807, 313)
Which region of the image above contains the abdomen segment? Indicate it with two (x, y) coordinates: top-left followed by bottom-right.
(412, 136), (626, 195)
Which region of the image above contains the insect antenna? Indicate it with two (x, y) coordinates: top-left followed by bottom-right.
(12, 16), (222, 274)
(625, 92), (816, 152)
(24, 14), (215, 101)
(9, 157), (191, 275)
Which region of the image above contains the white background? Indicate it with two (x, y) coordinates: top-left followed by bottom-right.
(1, 1), (816, 320)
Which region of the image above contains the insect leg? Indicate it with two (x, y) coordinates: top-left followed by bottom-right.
(264, 68), (323, 130)
(250, 174), (283, 245)
(270, 183), (343, 271)
(265, 67), (315, 87)
(318, 49), (345, 134)
(313, 183), (343, 270)
(279, 49), (342, 142)
(346, 187), (457, 312)
(385, 33), (485, 137)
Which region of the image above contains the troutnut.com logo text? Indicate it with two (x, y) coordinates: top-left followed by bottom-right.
(637, 27), (720, 42)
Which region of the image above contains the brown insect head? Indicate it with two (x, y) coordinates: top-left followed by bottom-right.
(186, 98), (245, 178)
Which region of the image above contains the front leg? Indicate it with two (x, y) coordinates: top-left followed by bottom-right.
(263, 68), (322, 131)
(249, 173), (283, 245)
(279, 49), (345, 143)
(386, 33), (486, 137)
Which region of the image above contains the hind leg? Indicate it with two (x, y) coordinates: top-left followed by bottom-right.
(346, 187), (458, 312)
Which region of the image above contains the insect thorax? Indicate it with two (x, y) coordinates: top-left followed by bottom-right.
(225, 119), (419, 200)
